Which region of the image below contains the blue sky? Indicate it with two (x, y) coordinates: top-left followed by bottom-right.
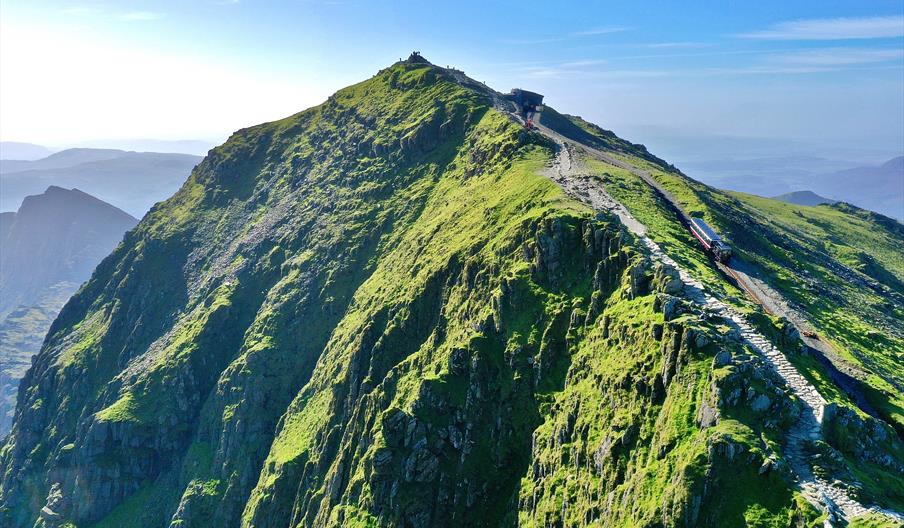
(1, 1), (902, 163)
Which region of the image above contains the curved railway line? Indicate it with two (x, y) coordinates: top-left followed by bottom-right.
(520, 108), (904, 525)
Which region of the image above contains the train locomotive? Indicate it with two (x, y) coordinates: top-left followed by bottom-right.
(689, 217), (732, 263)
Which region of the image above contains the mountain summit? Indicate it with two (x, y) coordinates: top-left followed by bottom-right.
(1, 58), (901, 528)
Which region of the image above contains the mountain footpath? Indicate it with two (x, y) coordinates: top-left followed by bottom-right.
(538, 134), (901, 523)
(1, 56), (901, 528)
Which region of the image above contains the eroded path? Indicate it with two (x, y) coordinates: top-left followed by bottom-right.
(536, 124), (903, 525)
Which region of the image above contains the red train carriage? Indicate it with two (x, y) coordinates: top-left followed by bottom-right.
(689, 217), (732, 263)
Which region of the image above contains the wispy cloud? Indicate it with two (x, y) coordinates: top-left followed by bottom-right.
(502, 26), (628, 45)
(607, 48), (786, 62)
(119, 11), (165, 22)
(560, 59), (607, 68)
(644, 42), (709, 49)
(768, 48), (904, 66)
(515, 63), (666, 79)
(500, 37), (565, 45)
(738, 15), (904, 40)
(699, 66), (837, 76)
(572, 27), (630, 37)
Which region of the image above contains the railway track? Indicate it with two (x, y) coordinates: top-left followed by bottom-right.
(527, 113), (903, 525)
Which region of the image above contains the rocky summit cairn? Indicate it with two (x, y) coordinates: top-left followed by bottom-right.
(407, 50), (430, 64)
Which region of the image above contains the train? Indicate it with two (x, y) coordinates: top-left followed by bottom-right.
(508, 89), (543, 129)
(689, 217), (732, 263)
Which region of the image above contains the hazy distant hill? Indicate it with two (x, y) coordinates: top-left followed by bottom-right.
(0, 148), (126, 174)
(0, 142), (54, 161)
(0, 186), (138, 435)
(0, 185), (138, 315)
(76, 138), (217, 156)
(812, 156), (903, 219)
(688, 155), (903, 220)
(772, 190), (838, 207)
(0, 148), (201, 216)
(0, 212), (13, 242)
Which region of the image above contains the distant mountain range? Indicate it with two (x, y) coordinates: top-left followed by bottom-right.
(0, 142), (55, 161)
(681, 155), (903, 219)
(812, 156), (903, 220)
(772, 190), (838, 207)
(72, 138), (217, 156)
(1, 139), (216, 159)
(0, 186), (138, 435)
(0, 147), (127, 173)
(1, 148), (201, 217)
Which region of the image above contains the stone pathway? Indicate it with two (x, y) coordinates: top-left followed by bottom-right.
(538, 128), (904, 525)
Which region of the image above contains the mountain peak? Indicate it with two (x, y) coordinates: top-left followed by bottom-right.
(771, 189), (837, 207)
(18, 185), (137, 223)
(881, 155), (903, 170)
(405, 50), (431, 64)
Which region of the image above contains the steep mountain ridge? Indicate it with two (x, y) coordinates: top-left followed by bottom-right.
(534, 131), (902, 523)
(1, 57), (901, 528)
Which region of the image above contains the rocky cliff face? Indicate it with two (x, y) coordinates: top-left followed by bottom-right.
(0, 58), (895, 527)
(0, 187), (137, 436)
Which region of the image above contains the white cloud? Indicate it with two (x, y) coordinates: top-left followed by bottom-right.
(119, 11), (165, 22)
(738, 15), (904, 40)
(644, 42), (709, 49)
(572, 27), (629, 37)
(697, 66), (837, 76)
(768, 48), (904, 66)
(560, 59), (607, 68)
(503, 26), (628, 45)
